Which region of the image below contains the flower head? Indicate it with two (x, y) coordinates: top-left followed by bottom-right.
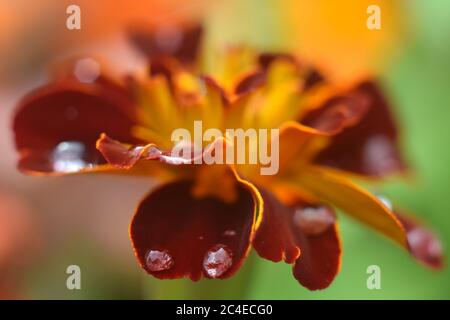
(13, 25), (443, 290)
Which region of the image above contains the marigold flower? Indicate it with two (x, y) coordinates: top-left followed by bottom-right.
(12, 25), (443, 290)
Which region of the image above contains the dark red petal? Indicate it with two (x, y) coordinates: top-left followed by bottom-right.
(130, 178), (258, 280)
(301, 87), (370, 134)
(291, 202), (341, 290)
(313, 81), (407, 176)
(396, 212), (444, 269)
(253, 189), (342, 290)
(129, 24), (203, 65)
(253, 189), (301, 264)
(13, 78), (141, 174)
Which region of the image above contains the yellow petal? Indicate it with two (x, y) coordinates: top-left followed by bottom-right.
(288, 165), (408, 248)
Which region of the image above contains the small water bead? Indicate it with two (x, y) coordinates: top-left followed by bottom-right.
(222, 230), (237, 237)
(74, 58), (101, 84)
(154, 25), (182, 52)
(203, 244), (233, 278)
(293, 206), (335, 235)
(145, 250), (174, 272)
(52, 141), (92, 172)
(376, 194), (393, 211)
(364, 135), (399, 175)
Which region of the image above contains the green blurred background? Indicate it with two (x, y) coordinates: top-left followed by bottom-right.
(1, 0), (450, 299)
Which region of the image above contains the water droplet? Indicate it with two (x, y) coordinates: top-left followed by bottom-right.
(364, 135), (399, 175)
(74, 58), (101, 83)
(143, 146), (163, 159)
(376, 194), (393, 211)
(203, 244), (233, 278)
(222, 230), (237, 237)
(197, 236), (204, 240)
(293, 206), (335, 235)
(155, 25), (182, 52)
(52, 141), (92, 172)
(145, 250), (174, 272)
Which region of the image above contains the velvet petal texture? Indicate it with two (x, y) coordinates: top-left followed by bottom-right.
(291, 201), (341, 290)
(313, 81), (407, 177)
(254, 189), (342, 290)
(13, 79), (141, 174)
(130, 178), (259, 281)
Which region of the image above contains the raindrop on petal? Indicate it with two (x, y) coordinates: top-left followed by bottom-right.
(376, 194), (393, 211)
(364, 135), (399, 175)
(293, 206), (335, 235)
(155, 25), (182, 52)
(52, 141), (93, 172)
(145, 250), (174, 272)
(203, 244), (233, 278)
(74, 58), (101, 84)
(222, 230), (237, 237)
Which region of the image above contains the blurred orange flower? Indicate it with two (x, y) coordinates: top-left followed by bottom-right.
(281, 0), (405, 82)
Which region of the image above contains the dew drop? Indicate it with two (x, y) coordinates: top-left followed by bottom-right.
(364, 135), (399, 175)
(145, 250), (174, 272)
(203, 244), (233, 278)
(52, 141), (92, 172)
(74, 58), (101, 84)
(222, 230), (237, 237)
(155, 25), (182, 53)
(293, 206), (335, 235)
(376, 194), (393, 211)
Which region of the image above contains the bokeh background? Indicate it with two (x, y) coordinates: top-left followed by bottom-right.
(1, 0), (450, 299)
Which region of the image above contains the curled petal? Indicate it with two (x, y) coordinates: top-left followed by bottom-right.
(13, 78), (140, 175)
(313, 81), (407, 177)
(96, 134), (160, 169)
(97, 134), (235, 169)
(130, 172), (261, 280)
(253, 188), (341, 290)
(396, 212), (444, 269)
